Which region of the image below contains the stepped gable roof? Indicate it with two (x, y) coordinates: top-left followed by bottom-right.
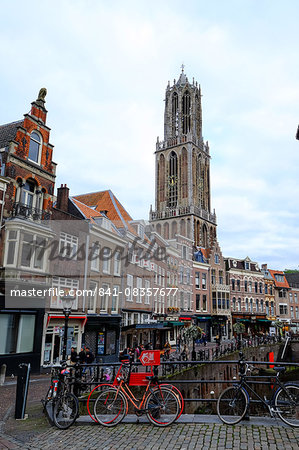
(268, 269), (290, 288)
(74, 190), (136, 233)
(0, 120), (23, 148)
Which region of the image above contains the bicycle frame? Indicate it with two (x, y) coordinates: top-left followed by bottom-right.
(234, 370), (288, 415)
(112, 378), (158, 413)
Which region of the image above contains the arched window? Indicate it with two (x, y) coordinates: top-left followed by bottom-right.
(238, 298), (241, 311)
(168, 151), (178, 208)
(15, 178), (44, 219)
(158, 154), (165, 203)
(172, 92), (178, 136)
(245, 298), (248, 312)
(180, 219), (186, 236)
(202, 224), (208, 248)
(28, 131), (41, 163)
(171, 221), (177, 238)
(195, 93), (201, 137)
(21, 180), (35, 208)
(181, 148), (188, 199)
(232, 297), (236, 311)
(182, 91), (191, 134)
(163, 222), (169, 240)
(270, 302), (274, 316)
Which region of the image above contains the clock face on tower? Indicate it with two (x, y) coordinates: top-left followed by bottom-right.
(168, 175), (178, 186)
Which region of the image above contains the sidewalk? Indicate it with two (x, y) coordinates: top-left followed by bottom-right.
(1, 416), (299, 449)
(1, 371), (298, 449)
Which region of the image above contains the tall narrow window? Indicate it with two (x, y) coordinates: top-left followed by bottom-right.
(172, 92), (178, 136)
(21, 180), (35, 208)
(158, 154), (165, 203)
(181, 148), (188, 198)
(182, 91), (191, 134)
(168, 151), (178, 208)
(202, 224), (208, 248)
(28, 132), (41, 163)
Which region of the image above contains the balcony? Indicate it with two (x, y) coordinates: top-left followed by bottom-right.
(156, 134), (209, 154)
(12, 202), (51, 221)
(150, 205), (216, 224)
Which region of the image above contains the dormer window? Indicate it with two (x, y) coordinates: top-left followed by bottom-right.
(28, 131), (41, 163)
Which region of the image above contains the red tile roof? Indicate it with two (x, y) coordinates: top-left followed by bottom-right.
(71, 198), (103, 221)
(268, 270), (290, 288)
(73, 190), (136, 234)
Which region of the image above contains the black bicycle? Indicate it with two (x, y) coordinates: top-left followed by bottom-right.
(217, 355), (299, 427)
(42, 362), (79, 429)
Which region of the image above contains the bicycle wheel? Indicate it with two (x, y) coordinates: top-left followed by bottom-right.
(145, 387), (180, 427)
(157, 384), (184, 419)
(53, 393), (79, 429)
(274, 384), (299, 427)
(87, 383), (115, 423)
(217, 386), (248, 425)
(94, 388), (127, 427)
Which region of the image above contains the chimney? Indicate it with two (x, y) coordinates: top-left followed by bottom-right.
(56, 184), (69, 211)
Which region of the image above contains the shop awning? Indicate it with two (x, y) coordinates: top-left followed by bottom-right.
(47, 314), (87, 327)
(256, 319), (271, 323)
(136, 323), (171, 330)
(196, 315), (212, 320)
(165, 321), (185, 326)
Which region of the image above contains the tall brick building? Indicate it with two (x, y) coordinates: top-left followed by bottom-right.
(0, 89), (56, 373)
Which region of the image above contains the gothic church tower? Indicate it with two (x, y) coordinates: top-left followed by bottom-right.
(150, 68), (217, 249)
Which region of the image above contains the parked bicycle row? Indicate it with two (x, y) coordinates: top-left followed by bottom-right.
(41, 349), (299, 430)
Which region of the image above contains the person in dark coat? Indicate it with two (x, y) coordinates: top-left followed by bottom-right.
(79, 347), (87, 364)
(70, 347), (78, 365)
(85, 347), (95, 376)
(85, 347), (95, 364)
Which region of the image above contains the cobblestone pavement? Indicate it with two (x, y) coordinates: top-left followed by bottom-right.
(1, 421), (299, 450)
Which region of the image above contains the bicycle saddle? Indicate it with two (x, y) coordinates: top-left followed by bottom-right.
(274, 366), (286, 372)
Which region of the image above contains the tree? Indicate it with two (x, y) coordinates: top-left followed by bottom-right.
(233, 322), (245, 335)
(274, 320), (283, 336)
(180, 325), (203, 344)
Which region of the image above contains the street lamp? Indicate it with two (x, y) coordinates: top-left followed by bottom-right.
(61, 294), (76, 361)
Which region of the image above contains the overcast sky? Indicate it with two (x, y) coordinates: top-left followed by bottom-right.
(1, 0), (298, 271)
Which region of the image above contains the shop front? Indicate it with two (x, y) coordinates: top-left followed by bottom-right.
(41, 313), (87, 366)
(195, 315), (212, 341)
(211, 315), (230, 341)
(232, 313), (271, 336)
(121, 322), (172, 350)
(164, 317), (185, 349)
(84, 315), (121, 363)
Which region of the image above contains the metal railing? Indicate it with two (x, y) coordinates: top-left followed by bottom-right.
(12, 202), (51, 221)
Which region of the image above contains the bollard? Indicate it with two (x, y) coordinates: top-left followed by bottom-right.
(0, 364), (7, 386)
(15, 363), (31, 420)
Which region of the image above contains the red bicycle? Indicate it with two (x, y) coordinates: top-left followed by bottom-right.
(87, 351), (184, 426)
